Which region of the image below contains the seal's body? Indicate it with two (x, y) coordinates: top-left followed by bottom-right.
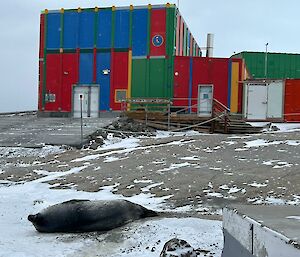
(28, 199), (157, 233)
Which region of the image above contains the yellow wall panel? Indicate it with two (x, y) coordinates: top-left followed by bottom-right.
(230, 62), (239, 113)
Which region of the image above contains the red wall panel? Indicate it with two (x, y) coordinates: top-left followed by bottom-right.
(285, 79), (300, 122)
(38, 14), (45, 111)
(173, 57), (190, 108)
(61, 53), (78, 112)
(38, 62), (44, 111)
(192, 57), (229, 108)
(110, 51), (129, 111)
(150, 9), (166, 56)
(45, 54), (61, 111)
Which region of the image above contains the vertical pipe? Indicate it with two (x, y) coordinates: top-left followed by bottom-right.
(265, 43), (269, 78)
(206, 33), (214, 57)
(188, 57), (193, 113)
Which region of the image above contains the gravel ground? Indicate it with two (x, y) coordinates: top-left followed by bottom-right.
(1, 129), (299, 215)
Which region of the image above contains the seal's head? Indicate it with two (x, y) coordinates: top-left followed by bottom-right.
(28, 213), (46, 232)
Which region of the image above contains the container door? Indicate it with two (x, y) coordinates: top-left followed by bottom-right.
(247, 85), (267, 120)
(61, 53), (78, 112)
(132, 9), (148, 56)
(63, 11), (79, 49)
(149, 58), (166, 97)
(111, 52), (128, 111)
(97, 9), (112, 49)
(150, 9), (166, 57)
(79, 53), (94, 84)
(285, 80), (300, 122)
(267, 81), (283, 119)
(45, 54), (60, 111)
(96, 52), (111, 111)
(198, 85), (213, 117)
(46, 13), (61, 49)
(173, 57), (189, 108)
(79, 10), (95, 49)
(90, 86), (100, 118)
(114, 10), (130, 49)
(73, 87), (89, 118)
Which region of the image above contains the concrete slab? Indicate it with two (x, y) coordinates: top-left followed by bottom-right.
(0, 113), (118, 147)
(231, 205), (300, 243)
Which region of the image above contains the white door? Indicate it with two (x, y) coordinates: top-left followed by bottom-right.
(198, 85), (213, 117)
(90, 86), (100, 118)
(247, 85), (267, 120)
(73, 85), (100, 118)
(267, 81), (284, 119)
(73, 87), (89, 118)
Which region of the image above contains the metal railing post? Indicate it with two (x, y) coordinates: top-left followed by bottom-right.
(145, 105), (148, 126)
(167, 103), (171, 131)
(224, 110), (229, 133)
(80, 95), (83, 146)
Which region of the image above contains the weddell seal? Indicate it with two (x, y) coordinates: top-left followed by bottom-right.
(28, 199), (158, 233)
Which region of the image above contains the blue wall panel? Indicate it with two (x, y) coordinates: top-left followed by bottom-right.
(63, 12), (78, 49)
(96, 52), (111, 110)
(132, 9), (148, 56)
(79, 53), (94, 84)
(47, 13), (61, 49)
(114, 10), (130, 49)
(97, 10), (112, 49)
(79, 11), (94, 49)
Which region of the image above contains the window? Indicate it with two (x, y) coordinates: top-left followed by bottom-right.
(115, 90), (127, 103)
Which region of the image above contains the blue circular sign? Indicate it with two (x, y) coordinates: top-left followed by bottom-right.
(152, 35), (164, 47)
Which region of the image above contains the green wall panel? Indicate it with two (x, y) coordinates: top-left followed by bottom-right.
(233, 52), (300, 79)
(131, 59), (148, 97)
(131, 57), (174, 99)
(149, 59), (166, 97)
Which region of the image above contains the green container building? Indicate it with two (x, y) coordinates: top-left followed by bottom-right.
(232, 52), (300, 79)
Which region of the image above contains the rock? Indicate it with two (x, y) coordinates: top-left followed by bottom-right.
(89, 142), (100, 150)
(160, 238), (199, 257)
(94, 137), (104, 144)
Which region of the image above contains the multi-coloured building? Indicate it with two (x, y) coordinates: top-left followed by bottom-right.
(38, 4), (300, 122)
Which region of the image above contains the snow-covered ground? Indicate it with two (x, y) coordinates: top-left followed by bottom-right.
(0, 166), (222, 257)
(1, 125), (300, 256)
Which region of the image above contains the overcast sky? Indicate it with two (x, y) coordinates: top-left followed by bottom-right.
(0, 0), (299, 112)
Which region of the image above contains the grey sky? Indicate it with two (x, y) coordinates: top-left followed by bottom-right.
(0, 0), (299, 112)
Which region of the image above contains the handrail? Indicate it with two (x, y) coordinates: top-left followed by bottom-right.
(213, 98), (230, 112)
